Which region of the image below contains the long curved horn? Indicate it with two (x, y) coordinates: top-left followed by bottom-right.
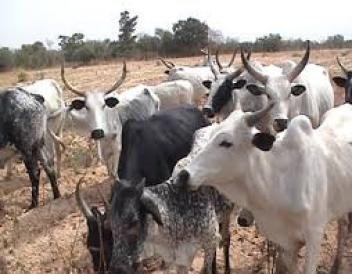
(337, 56), (349, 76)
(48, 128), (66, 153)
(215, 49), (237, 70)
(159, 58), (175, 69)
(208, 47), (220, 80)
(61, 61), (85, 97)
(245, 101), (276, 127)
(75, 177), (95, 221)
(215, 50), (223, 70)
(287, 41), (310, 82)
(104, 61), (127, 95)
(97, 185), (111, 214)
(241, 47), (268, 84)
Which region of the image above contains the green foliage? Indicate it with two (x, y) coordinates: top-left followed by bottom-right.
(0, 47), (15, 72)
(115, 10), (138, 56)
(172, 17), (208, 56)
(255, 33), (282, 52)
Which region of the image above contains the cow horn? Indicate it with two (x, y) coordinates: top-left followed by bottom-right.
(287, 41), (310, 82)
(241, 47), (268, 84)
(245, 101), (276, 127)
(61, 61), (85, 97)
(208, 47), (220, 80)
(140, 189), (163, 226)
(75, 177), (95, 221)
(97, 186), (111, 214)
(337, 56), (349, 76)
(105, 61), (127, 95)
(216, 49), (237, 70)
(159, 58), (175, 69)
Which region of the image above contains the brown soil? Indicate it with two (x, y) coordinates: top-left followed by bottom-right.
(0, 49), (351, 273)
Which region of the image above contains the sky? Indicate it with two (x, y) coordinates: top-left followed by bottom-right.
(1, 0), (351, 49)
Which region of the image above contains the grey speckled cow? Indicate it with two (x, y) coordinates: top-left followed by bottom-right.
(0, 88), (60, 209)
(109, 177), (234, 274)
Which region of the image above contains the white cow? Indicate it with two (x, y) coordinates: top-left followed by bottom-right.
(241, 41), (334, 133)
(6, 79), (65, 177)
(160, 58), (215, 105)
(148, 79), (195, 109)
(61, 62), (159, 177)
(178, 102), (352, 274)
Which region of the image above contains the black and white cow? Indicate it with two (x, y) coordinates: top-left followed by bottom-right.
(333, 56), (352, 104)
(109, 177), (234, 274)
(0, 88), (60, 209)
(118, 105), (209, 185)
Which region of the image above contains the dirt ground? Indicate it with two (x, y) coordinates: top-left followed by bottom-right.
(0, 48), (351, 273)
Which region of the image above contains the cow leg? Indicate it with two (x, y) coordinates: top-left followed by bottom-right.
(303, 231), (323, 274)
(176, 266), (188, 274)
(96, 140), (103, 164)
(275, 246), (299, 274)
(220, 211), (233, 274)
(54, 137), (62, 178)
(202, 249), (216, 274)
(39, 148), (60, 200)
(23, 157), (41, 209)
(6, 160), (13, 178)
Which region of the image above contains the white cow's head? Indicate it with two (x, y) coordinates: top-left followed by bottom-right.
(241, 41), (310, 132)
(176, 101), (276, 191)
(61, 62), (126, 140)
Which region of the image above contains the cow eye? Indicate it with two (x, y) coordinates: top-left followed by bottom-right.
(105, 97), (119, 108)
(219, 140), (233, 148)
(70, 99), (85, 110)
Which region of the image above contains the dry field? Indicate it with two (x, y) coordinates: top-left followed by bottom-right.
(0, 48), (351, 274)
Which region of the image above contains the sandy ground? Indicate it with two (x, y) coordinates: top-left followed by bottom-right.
(0, 48), (351, 273)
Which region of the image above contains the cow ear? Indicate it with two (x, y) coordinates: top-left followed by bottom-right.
(164, 70), (170, 74)
(105, 97), (119, 108)
(140, 190), (163, 226)
(291, 84), (306, 96)
(233, 79), (247, 89)
(70, 99), (85, 110)
(332, 76), (347, 88)
(252, 132), (275, 151)
(202, 80), (212, 89)
(32, 94), (45, 104)
(246, 84), (265, 96)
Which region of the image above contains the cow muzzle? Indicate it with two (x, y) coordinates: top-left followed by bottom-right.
(202, 106), (215, 118)
(91, 129), (105, 140)
(176, 169), (199, 191)
(273, 118), (288, 132)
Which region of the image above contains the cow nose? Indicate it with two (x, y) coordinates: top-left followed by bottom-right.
(202, 107), (215, 118)
(273, 119), (288, 132)
(177, 169), (190, 184)
(237, 209), (254, 227)
(91, 129), (105, 140)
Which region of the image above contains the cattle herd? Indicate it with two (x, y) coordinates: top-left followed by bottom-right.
(1, 41), (352, 273)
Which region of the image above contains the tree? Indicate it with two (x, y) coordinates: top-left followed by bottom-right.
(172, 17), (208, 56)
(155, 28), (175, 55)
(326, 34), (345, 49)
(255, 33), (282, 52)
(117, 10), (138, 55)
(0, 47), (15, 72)
(58, 33), (85, 61)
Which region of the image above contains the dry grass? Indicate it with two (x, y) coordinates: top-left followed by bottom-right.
(0, 48), (351, 273)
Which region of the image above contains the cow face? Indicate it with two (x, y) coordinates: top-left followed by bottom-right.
(241, 42), (310, 133)
(69, 92), (120, 140)
(61, 61), (126, 140)
(202, 78), (247, 119)
(333, 57), (352, 104)
(246, 77), (306, 132)
(176, 102), (276, 191)
(109, 178), (162, 273)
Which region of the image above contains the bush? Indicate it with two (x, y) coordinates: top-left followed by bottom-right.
(0, 48), (15, 72)
(17, 70), (28, 83)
